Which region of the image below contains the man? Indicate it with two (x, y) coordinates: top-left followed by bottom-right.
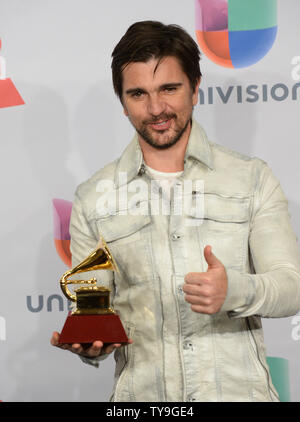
(51, 21), (300, 402)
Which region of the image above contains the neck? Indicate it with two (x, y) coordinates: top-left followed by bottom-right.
(138, 120), (191, 172)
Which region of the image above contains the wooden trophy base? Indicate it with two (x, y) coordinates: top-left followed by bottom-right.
(59, 312), (129, 345)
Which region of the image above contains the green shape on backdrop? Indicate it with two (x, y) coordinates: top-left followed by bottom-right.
(267, 357), (290, 402)
(228, 0), (277, 31)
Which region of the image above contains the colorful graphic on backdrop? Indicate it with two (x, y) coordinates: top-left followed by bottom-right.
(53, 198), (72, 267)
(195, 0), (277, 68)
(0, 39), (25, 108)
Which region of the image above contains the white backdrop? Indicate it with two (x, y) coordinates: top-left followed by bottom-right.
(0, 0), (300, 401)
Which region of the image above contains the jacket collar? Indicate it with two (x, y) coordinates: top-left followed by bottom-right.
(114, 118), (214, 188)
(185, 118), (214, 171)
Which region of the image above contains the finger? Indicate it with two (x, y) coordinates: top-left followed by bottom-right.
(86, 340), (104, 357)
(71, 343), (84, 354)
(190, 303), (209, 313)
(204, 245), (222, 269)
(184, 293), (212, 306)
(93, 340), (104, 349)
(184, 272), (208, 285)
(190, 303), (218, 315)
(182, 283), (203, 296)
(51, 332), (72, 350)
(183, 282), (212, 296)
(50, 331), (61, 346)
(103, 343), (122, 355)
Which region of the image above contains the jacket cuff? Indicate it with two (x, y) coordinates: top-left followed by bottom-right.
(220, 268), (254, 316)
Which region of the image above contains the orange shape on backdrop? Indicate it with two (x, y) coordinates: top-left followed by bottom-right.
(0, 78), (25, 108)
(196, 30), (233, 68)
(54, 238), (72, 268)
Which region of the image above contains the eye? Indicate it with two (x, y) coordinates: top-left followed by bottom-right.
(163, 85), (178, 93)
(131, 90), (144, 98)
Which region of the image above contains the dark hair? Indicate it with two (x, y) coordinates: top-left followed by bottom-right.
(111, 20), (202, 102)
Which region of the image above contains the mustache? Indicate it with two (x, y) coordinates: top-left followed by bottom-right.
(143, 114), (177, 125)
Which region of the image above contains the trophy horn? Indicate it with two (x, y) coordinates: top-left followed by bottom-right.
(60, 240), (117, 302)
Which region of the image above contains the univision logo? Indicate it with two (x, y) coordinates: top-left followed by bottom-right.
(198, 81), (300, 105)
(26, 294), (72, 312)
(195, 0), (277, 68)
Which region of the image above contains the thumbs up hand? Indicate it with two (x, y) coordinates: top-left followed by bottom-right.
(183, 245), (228, 314)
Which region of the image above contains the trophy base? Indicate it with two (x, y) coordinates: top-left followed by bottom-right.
(59, 312), (129, 345)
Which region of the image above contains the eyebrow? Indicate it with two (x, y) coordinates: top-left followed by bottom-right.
(125, 87), (146, 95)
(125, 82), (183, 95)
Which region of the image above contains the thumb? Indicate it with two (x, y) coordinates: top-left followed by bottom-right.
(204, 245), (222, 269)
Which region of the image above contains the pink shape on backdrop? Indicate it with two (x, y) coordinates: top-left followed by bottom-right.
(52, 198), (72, 240)
(195, 0), (228, 31)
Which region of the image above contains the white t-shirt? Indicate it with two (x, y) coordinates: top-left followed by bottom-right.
(144, 163), (183, 216)
(145, 164), (183, 185)
(145, 164), (183, 202)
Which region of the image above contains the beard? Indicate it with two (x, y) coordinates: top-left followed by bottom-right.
(134, 114), (191, 150)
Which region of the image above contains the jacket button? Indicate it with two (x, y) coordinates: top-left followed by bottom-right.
(183, 341), (193, 350)
(138, 164), (145, 175)
(171, 233), (181, 240)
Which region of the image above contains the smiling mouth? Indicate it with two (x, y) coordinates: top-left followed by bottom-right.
(149, 118), (172, 131)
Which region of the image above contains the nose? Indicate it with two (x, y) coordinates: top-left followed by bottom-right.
(147, 93), (166, 117)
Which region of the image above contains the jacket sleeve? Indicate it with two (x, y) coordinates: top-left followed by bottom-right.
(70, 190), (99, 267)
(69, 189), (116, 367)
(221, 162), (300, 318)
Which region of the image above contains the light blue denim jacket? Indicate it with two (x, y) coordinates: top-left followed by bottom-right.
(70, 119), (300, 402)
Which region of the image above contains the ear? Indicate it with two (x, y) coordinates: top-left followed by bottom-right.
(192, 77), (201, 106)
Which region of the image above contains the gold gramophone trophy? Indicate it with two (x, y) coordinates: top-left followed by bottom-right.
(58, 240), (128, 345)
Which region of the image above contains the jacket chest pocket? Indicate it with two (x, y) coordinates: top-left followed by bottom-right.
(93, 212), (154, 284)
(195, 193), (251, 270)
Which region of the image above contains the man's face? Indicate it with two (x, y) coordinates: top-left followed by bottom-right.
(121, 56), (200, 150)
